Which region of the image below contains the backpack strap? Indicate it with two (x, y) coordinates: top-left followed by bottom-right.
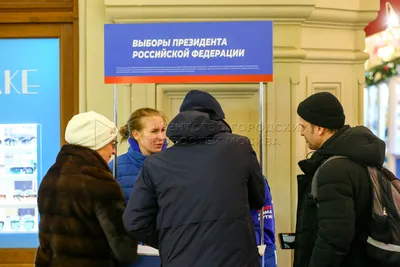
(310, 155), (348, 207)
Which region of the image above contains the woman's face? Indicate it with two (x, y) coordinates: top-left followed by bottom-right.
(133, 115), (166, 156)
(97, 139), (117, 163)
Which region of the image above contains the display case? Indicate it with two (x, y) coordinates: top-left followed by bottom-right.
(0, 124), (40, 234)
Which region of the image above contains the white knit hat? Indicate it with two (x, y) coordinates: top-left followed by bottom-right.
(65, 111), (118, 150)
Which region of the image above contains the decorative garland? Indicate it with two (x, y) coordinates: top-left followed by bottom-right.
(365, 56), (400, 86)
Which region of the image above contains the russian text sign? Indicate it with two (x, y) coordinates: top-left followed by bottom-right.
(104, 21), (273, 84)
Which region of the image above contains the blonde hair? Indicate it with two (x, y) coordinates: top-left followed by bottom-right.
(119, 108), (167, 142)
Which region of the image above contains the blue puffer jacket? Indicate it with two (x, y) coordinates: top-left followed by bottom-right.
(109, 138), (166, 267)
(250, 177), (276, 248)
(250, 177), (276, 267)
(109, 137), (167, 202)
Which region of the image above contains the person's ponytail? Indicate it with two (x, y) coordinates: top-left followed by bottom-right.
(119, 124), (130, 142)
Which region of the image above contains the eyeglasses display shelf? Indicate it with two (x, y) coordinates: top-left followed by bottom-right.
(0, 124), (39, 233)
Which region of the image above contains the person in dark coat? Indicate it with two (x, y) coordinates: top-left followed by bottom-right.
(122, 89), (265, 267)
(294, 92), (386, 267)
(35, 111), (138, 267)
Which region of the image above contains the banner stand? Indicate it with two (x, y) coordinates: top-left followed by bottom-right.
(111, 81), (268, 263)
(105, 20), (274, 267)
(259, 81), (265, 266)
(113, 84), (118, 176)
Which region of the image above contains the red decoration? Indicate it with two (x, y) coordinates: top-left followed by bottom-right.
(365, 0), (400, 37)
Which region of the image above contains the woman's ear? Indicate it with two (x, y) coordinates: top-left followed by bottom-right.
(132, 130), (140, 141)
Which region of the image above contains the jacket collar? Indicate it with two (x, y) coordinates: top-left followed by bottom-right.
(127, 137), (168, 167)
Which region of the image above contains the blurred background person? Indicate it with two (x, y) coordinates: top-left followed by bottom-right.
(35, 111), (138, 267)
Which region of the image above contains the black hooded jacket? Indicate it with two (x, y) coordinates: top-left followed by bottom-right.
(122, 110), (265, 267)
(293, 125), (386, 267)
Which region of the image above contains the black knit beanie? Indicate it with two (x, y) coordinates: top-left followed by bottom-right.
(297, 92), (345, 129)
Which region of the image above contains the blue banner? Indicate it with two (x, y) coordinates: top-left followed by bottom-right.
(104, 21), (273, 83)
(0, 38), (60, 248)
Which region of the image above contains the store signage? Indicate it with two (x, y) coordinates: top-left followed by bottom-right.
(0, 69), (39, 94)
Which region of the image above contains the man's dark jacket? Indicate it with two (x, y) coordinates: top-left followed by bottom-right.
(123, 110), (265, 267)
(293, 125), (386, 267)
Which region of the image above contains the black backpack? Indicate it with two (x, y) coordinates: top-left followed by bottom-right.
(310, 155), (400, 264)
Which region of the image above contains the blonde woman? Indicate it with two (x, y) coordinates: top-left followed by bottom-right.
(109, 108), (168, 202)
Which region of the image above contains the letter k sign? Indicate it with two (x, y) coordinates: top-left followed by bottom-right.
(0, 69), (39, 94)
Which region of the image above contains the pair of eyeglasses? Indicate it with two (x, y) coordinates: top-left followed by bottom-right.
(0, 215), (35, 231)
(111, 140), (118, 148)
(9, 166), (36, 175)
(2, 137), (36, 146)
(12, 189), (37, 201)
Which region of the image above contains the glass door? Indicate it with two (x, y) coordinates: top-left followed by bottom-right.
(364, 85), (379, 135)
(387, 76), (400, 177)
(377, 82), (390, 169)
(364, 83), (393, 171)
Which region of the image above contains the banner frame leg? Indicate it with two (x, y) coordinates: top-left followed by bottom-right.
(113, 83), (118, 177)
(259, 81), (265, 266)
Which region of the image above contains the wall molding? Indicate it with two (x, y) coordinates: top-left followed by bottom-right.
(156, 83), (259, 113)
(104, 2), (377, 29)
(105, 5), (315, 23)
(103, 2), (376, 64)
